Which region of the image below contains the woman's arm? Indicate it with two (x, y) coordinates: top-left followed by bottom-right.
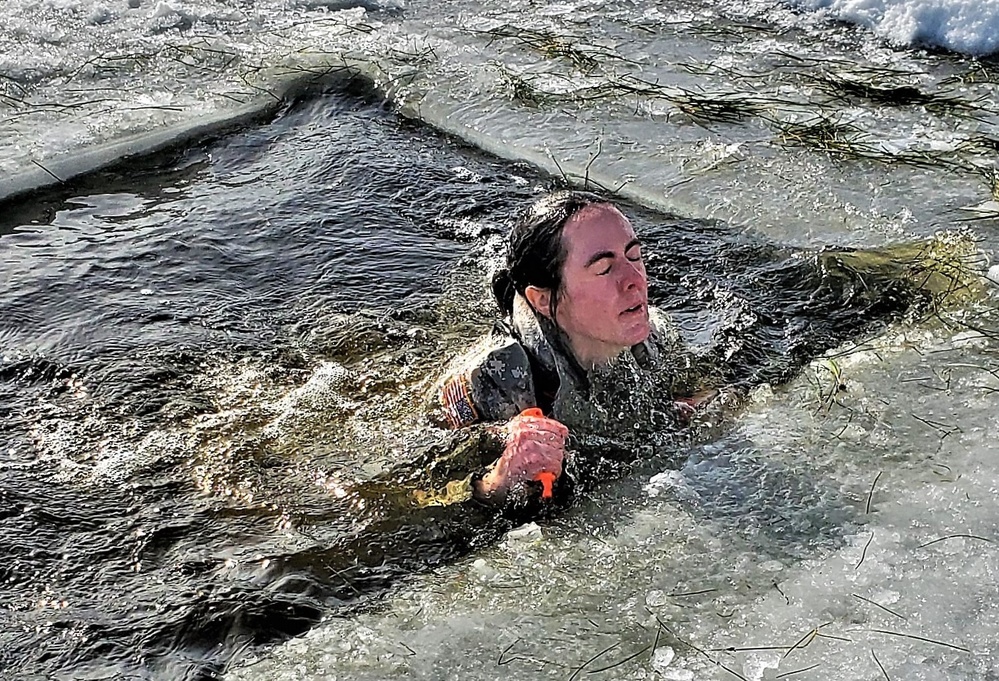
(428, 337), (572, 505)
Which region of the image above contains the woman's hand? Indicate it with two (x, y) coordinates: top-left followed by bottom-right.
(474, 410), (568, 502)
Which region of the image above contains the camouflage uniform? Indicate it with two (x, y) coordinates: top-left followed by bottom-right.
(415, 294), (718, 506)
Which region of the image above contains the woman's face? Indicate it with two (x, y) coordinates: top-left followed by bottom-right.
(544, 203), (650, 366)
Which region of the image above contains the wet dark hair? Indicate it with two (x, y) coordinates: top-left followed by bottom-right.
(492, 190), (612, 319)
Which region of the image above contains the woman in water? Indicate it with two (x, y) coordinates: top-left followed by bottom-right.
(431, 190), (720, 506)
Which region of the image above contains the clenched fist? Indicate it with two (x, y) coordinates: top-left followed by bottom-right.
(474, 409), (568, 502)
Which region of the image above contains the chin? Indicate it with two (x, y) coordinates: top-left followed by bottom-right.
(621, 319), (651, 346)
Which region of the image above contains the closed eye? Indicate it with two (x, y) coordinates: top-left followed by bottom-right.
(588, 240), (642, 275)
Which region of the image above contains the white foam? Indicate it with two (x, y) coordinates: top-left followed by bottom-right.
(788, 0), (999, 55)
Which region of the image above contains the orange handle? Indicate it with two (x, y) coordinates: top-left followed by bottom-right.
(520, 407), (555, 499)
(519, 408), (555, 499)
(535, 471), (555, 499)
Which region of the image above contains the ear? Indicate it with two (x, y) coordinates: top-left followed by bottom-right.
(524, 285), (552, 318)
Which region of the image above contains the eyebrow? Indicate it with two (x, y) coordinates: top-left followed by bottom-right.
(584, 239), (642, 268)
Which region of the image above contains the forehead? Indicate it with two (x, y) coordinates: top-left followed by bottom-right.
(561, 204), (637, 260)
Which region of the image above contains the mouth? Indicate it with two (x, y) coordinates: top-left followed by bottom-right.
(621, 302), (645, 316)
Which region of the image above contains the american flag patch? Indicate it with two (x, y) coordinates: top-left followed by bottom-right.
(441, 374), (479, 428)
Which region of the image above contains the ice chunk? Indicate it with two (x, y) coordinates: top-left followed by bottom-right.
(646, 590), (668, 607)
(645, 470), (701, 503)
(506, 522), (542, 542)
(650, 646), (676, 672)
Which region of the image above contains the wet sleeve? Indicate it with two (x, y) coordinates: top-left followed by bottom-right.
(363, 424), (506, 509)
(406, 425), (505, 507)
(437, 339), (537, 428)
(403, 426), (573, 517)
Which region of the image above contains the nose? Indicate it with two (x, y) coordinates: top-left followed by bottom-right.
(620, 259), (646, 292)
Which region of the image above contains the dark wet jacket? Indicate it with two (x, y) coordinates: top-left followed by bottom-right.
(410, 294), (719, 508)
